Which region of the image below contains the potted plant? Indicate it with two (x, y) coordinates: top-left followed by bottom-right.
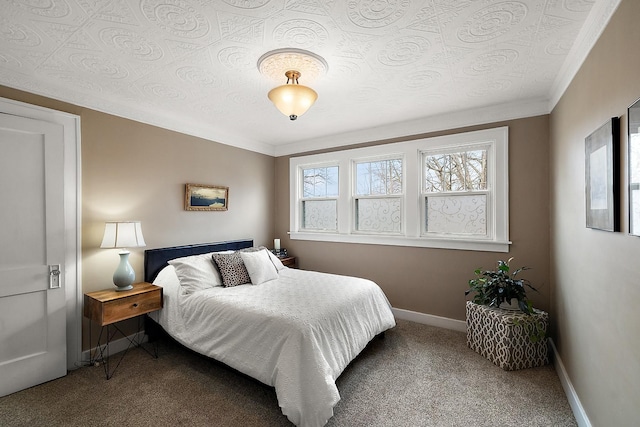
(465, 257), (537, 314)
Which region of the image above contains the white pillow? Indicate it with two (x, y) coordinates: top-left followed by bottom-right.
(240, 249), (279, 285)
(168, 250), (233, 293)
(267, 250), (286, 271)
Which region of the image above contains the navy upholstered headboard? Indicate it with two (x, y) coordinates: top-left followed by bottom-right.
(143, 239), (253, 283)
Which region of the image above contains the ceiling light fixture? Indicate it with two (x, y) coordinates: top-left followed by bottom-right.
(258, 48), (328, 121)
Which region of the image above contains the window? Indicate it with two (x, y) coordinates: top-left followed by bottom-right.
(300, 165), (339, 231)
(289, 127), (509, 252)
(422, 146), (490, 238)
(354, 158), (403, 233)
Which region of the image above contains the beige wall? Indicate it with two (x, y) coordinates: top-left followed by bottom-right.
(10, 5), (639, 418)
(0, 86), (275, 348)
(275, 115), (551, 321)
(549, 0), (640, 425)
(80, 108), (274, 291)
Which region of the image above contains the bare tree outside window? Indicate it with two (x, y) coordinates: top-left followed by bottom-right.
(424, 149), (487, 193)
(356, 159), (403, 195)
(303, 166), (339, 198)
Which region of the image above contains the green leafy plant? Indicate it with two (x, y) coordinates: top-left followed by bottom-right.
(465, 257), (538, 314)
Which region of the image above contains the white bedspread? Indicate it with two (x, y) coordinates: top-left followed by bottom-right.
(152, 266), (395, 427)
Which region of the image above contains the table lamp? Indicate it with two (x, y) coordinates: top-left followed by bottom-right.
(100, 221), (146, 291)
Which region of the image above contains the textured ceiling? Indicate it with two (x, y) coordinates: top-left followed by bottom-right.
(0, 0), (619, 155)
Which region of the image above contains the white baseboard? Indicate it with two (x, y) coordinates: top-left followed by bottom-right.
(391, 307), (467, 332)
(81, 331), (148, 364)
(549, 339), (592, 427)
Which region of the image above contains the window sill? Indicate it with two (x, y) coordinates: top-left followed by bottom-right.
(290, 232), (511, 253)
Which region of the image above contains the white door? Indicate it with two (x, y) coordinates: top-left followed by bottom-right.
(0, 113), (67, 397)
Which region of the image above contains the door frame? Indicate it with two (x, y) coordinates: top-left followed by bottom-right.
(1, 96), (82, 370)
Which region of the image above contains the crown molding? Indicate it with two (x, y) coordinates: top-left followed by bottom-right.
(274, 98), (550, 157)
(548, 0), (622, 111)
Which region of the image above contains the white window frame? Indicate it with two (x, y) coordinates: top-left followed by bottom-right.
(297, 162), (340, 233)
(289, 126), (510, 252)
(420, 142), (493, 239)
(352, 154), (405, 235)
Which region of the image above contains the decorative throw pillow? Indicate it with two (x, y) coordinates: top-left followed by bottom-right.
(267, 250), (286, 271)
(240, 249), (279, 285)
(167, 251), (232, 293)
(212, 252), (251, 287)
(240, 246), (266, 253)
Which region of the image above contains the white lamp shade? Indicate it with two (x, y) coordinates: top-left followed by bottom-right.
(100, 221), (146, 249)
(268, 84), (318, 118)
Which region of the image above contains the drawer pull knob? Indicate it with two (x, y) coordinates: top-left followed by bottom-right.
(132, 303), (138, 308)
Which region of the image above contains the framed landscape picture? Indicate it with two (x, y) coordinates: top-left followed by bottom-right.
(585, 117), (619, 231)
(185, 183), (229, 211)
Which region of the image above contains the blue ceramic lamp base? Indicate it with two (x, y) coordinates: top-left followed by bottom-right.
(113, 250), (135, 291)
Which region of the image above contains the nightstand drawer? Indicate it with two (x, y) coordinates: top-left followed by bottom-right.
(84, 283), (163, 326)
(101, 290), (161, 324)
(279, 256), (297, 267)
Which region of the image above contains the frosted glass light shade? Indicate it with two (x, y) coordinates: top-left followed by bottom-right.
(268, 84), (318, 120)
(100, 221), (146, 249)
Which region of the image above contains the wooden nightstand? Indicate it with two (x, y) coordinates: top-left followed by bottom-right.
(279, 256), (297, 268)
(84, 282), (163, 379)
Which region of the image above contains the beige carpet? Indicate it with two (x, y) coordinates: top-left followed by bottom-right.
(0, 319), (576, 426)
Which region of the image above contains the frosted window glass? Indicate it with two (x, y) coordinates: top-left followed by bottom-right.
(302, 200), (337, 230)
(425, 195), (487, 235)
(356, 198), (401, 233)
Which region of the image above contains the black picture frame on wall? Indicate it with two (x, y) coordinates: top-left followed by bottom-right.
(585, 117), (620, 232)
(627, 98), (640, 236)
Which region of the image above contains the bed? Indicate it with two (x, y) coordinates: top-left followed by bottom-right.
(144, 239), (396, 427)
